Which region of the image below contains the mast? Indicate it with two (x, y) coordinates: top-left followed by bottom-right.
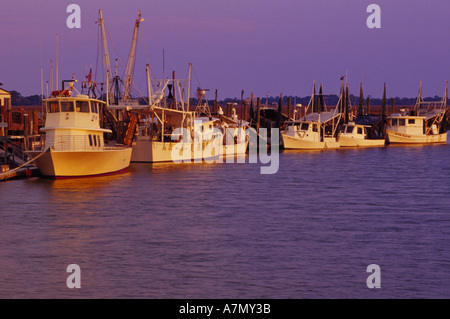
(312, 80), (316, 113)
(444, 80), (447, 108)
(187, 63), (192, 110)
(98, 10), (113, 105)
(344, 82), (349, 123)
(359, 83), (364, 117)
(123, 10), (144, 101)
(381, 83), (386, 119)
(417, 81), (422, 109)
(146, 64), (152, 106)
(318, 83), (324, 113)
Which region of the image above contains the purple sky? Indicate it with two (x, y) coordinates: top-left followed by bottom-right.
(1, 0), (449, 101)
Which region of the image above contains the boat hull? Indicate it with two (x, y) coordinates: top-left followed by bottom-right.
(26, 147), (132, 178)
(282, 134), (340, 149)
(338, 136), (386, 147)
(131, 138), (223, 163)
(386, 130), (447, 144)
(223, 139), (249, 157)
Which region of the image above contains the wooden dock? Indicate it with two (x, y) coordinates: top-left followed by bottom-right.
(0, 166), (40, 182)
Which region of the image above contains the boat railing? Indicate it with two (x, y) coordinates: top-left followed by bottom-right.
(52, 135), (106, 152)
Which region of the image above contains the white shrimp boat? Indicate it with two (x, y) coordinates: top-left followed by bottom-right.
(338, 122), (386, 147)
(386, 82), (448, 144)
(26, 83), (132, 178)
(131, 107), (223, 163)
(282, 110), (342, 149)
(216, 107), (249, 157)
(386, 112), (447, 144)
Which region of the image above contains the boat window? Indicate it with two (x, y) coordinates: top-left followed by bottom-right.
(97, 135), (101, 147)
(76, 101), (90, 113)
(93, 135), (97, 147)
(357, 127), (363, 134)
(47, 101), (59, 113)
(392, 119), (398, 126)
(88, 135), (93, 147)
(408, 119), (415, 125)
(60, 101), (75, 112)
(399, 119), (406, 126)
(91, 102), (98, 114)
(364, 127), (368, 135)
(346, 126), (354, 133)
(312, 124), (318, 132)
(300, 123), (309, 131)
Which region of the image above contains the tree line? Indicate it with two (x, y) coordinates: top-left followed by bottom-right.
(9, 90), (446, 107)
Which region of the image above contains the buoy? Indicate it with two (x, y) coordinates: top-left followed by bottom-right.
(25, 169), (32, 178)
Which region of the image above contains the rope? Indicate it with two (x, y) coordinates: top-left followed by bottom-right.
(0, 151), (46, 179)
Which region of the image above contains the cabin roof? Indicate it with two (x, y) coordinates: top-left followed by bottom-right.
(304, 111), (341, 124)
(344, 123), (372, 128)
(387, 114), (426, 119)
(44, 95), (106, 104)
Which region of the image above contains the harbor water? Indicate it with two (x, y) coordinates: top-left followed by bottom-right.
(0, 142), (449, 299)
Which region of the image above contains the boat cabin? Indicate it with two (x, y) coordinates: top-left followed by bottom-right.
(386, 114), (428, 135)
(340, 123), (372, 139)
(41, 94), (110, 152)
(285, 121), (321, 142)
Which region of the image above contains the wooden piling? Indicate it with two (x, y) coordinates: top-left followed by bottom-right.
(240, 90), (244, 121)
(367, 97), (371, 115)
(256, 98), (261, 132)
(244, 101), (247, 122)
(32, 109), (39, 134)
(214, 89), (218, 114)
(287, 97), (291, 120)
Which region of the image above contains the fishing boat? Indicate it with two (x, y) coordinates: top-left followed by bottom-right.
(218, 107), (249, 157)
(338, 122), (385, 147)
(385, 82), (448, 144)
(282, 82), (342, 149)
(131, 106), (223, 163)
(26, 82), (132, 178)
(282, 111), (341, 149)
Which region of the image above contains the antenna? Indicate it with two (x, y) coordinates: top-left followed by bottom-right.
(188, 63), (192, 110)
(50, 60), (53, 93)
(40, 33), (44, 113)
(56, 34), (59, 91)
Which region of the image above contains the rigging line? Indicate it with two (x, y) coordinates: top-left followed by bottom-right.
(105, 24), (126, 75)
(138, 27), (157, 80)
(95, 24), (102, 84)
(129, 71), (147, 100)
(190, 65), (202, 91)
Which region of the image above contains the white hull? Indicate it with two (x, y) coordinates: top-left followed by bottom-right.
(338, 136), (386, 147)
(386, 130), (447, 144)
(223, 139), (249, 157)
(282, 134), (340, 149)
(26, 147), (132, 178)
(131, 138), (223, 163)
